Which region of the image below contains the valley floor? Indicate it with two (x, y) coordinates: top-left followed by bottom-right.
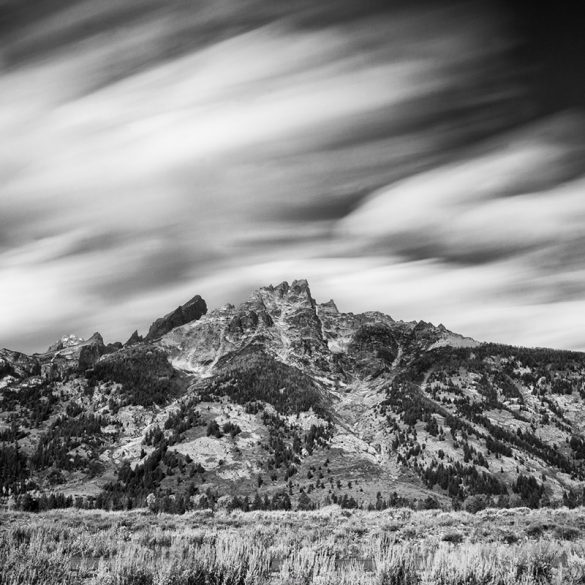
(2, 506), (585, 584)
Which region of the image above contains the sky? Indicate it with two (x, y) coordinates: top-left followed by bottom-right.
(1, 0), (585, 353)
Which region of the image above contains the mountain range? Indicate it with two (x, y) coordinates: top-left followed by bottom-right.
(1, 279), (585, 512)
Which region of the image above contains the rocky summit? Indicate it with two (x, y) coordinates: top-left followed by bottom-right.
(1, 279), (585, 512)
(145, 294), (208, 341)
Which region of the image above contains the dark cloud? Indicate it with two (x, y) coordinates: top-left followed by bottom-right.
(505, 0), (585, 111)
(53, 231), (126, 259)
(269, 190), (370, 223)
(0, 0), (401, 71)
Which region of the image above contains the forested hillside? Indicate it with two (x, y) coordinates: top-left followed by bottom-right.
(2, 280), (585, 513)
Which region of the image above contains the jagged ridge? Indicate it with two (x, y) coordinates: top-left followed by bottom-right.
(1, 279), (585, 513)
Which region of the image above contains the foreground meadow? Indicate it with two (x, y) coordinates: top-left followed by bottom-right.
(2, 506), (585, 584)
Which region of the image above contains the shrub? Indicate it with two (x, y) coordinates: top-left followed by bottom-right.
(222, 422), (241, 438)
(0, 545), (75, 585)
(376, 546), (420, 585)
(441, 531), (464, 544)
(206, 420), (222, 438)
(553, 524), (581, 541)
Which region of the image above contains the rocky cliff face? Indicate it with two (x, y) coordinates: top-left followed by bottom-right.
(35, 332), (117, 382)
(145, 294), (207, 341)
(1, 280), (585, 512)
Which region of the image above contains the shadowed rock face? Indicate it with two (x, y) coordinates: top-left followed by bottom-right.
(95, 345), (174, 381)
(39, 332), (109, 380)
(125, 330), (143, 346)
(228, 310), (274, 335)
(79, 334), (107, 371)
(145, 294), (207, 340)
(92, 345), (176, 406)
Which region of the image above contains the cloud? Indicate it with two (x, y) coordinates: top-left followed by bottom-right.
(438, 177), (585, 260)
(338, 112), (585, 253)
(330, 112), (585, 350)
(3, 1), (585, 353)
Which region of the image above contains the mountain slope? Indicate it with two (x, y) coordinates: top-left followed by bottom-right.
(1, 279), (585, 512)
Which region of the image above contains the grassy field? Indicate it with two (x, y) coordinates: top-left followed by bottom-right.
(2, 506), (585, 584)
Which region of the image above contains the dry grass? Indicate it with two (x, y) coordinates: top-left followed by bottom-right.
(1, 507), (585, 584)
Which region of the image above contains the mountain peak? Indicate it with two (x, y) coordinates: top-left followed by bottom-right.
(255, 279), (316, 310)
(273, 280), (290, 295)
(47, 334), (85, 353)
(291, 278), (310, 289)
(145, 294), (207, 340)
(289, 278), (316, 305)
(290, 278), (312, 294)
(4, 276), (585, 514)
(320, 299), (339, 314)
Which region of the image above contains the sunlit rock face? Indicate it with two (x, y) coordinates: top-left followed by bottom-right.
(47, 335), (86, 353)
(159, 280), (330, 375)
(159, 279), (477, 383)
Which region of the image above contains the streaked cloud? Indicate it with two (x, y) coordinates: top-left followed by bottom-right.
(1, 0), (585, 352)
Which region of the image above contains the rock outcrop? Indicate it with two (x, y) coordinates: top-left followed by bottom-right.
(40, 332), (109, 380)
(145, 294), (207, 340)
(125, 330), (143, 346)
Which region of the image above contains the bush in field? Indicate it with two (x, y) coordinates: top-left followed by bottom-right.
(0, 544), (75, 585)
(92, 531), (272, 585)
(297, 491), (314, 511)
(376, 546), (420, 585)
(6, 508), (585, 585)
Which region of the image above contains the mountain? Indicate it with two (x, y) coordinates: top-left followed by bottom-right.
(1, 279), (585, 512)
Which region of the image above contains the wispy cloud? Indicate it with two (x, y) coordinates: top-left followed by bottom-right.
(1, 1), (584, 352)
